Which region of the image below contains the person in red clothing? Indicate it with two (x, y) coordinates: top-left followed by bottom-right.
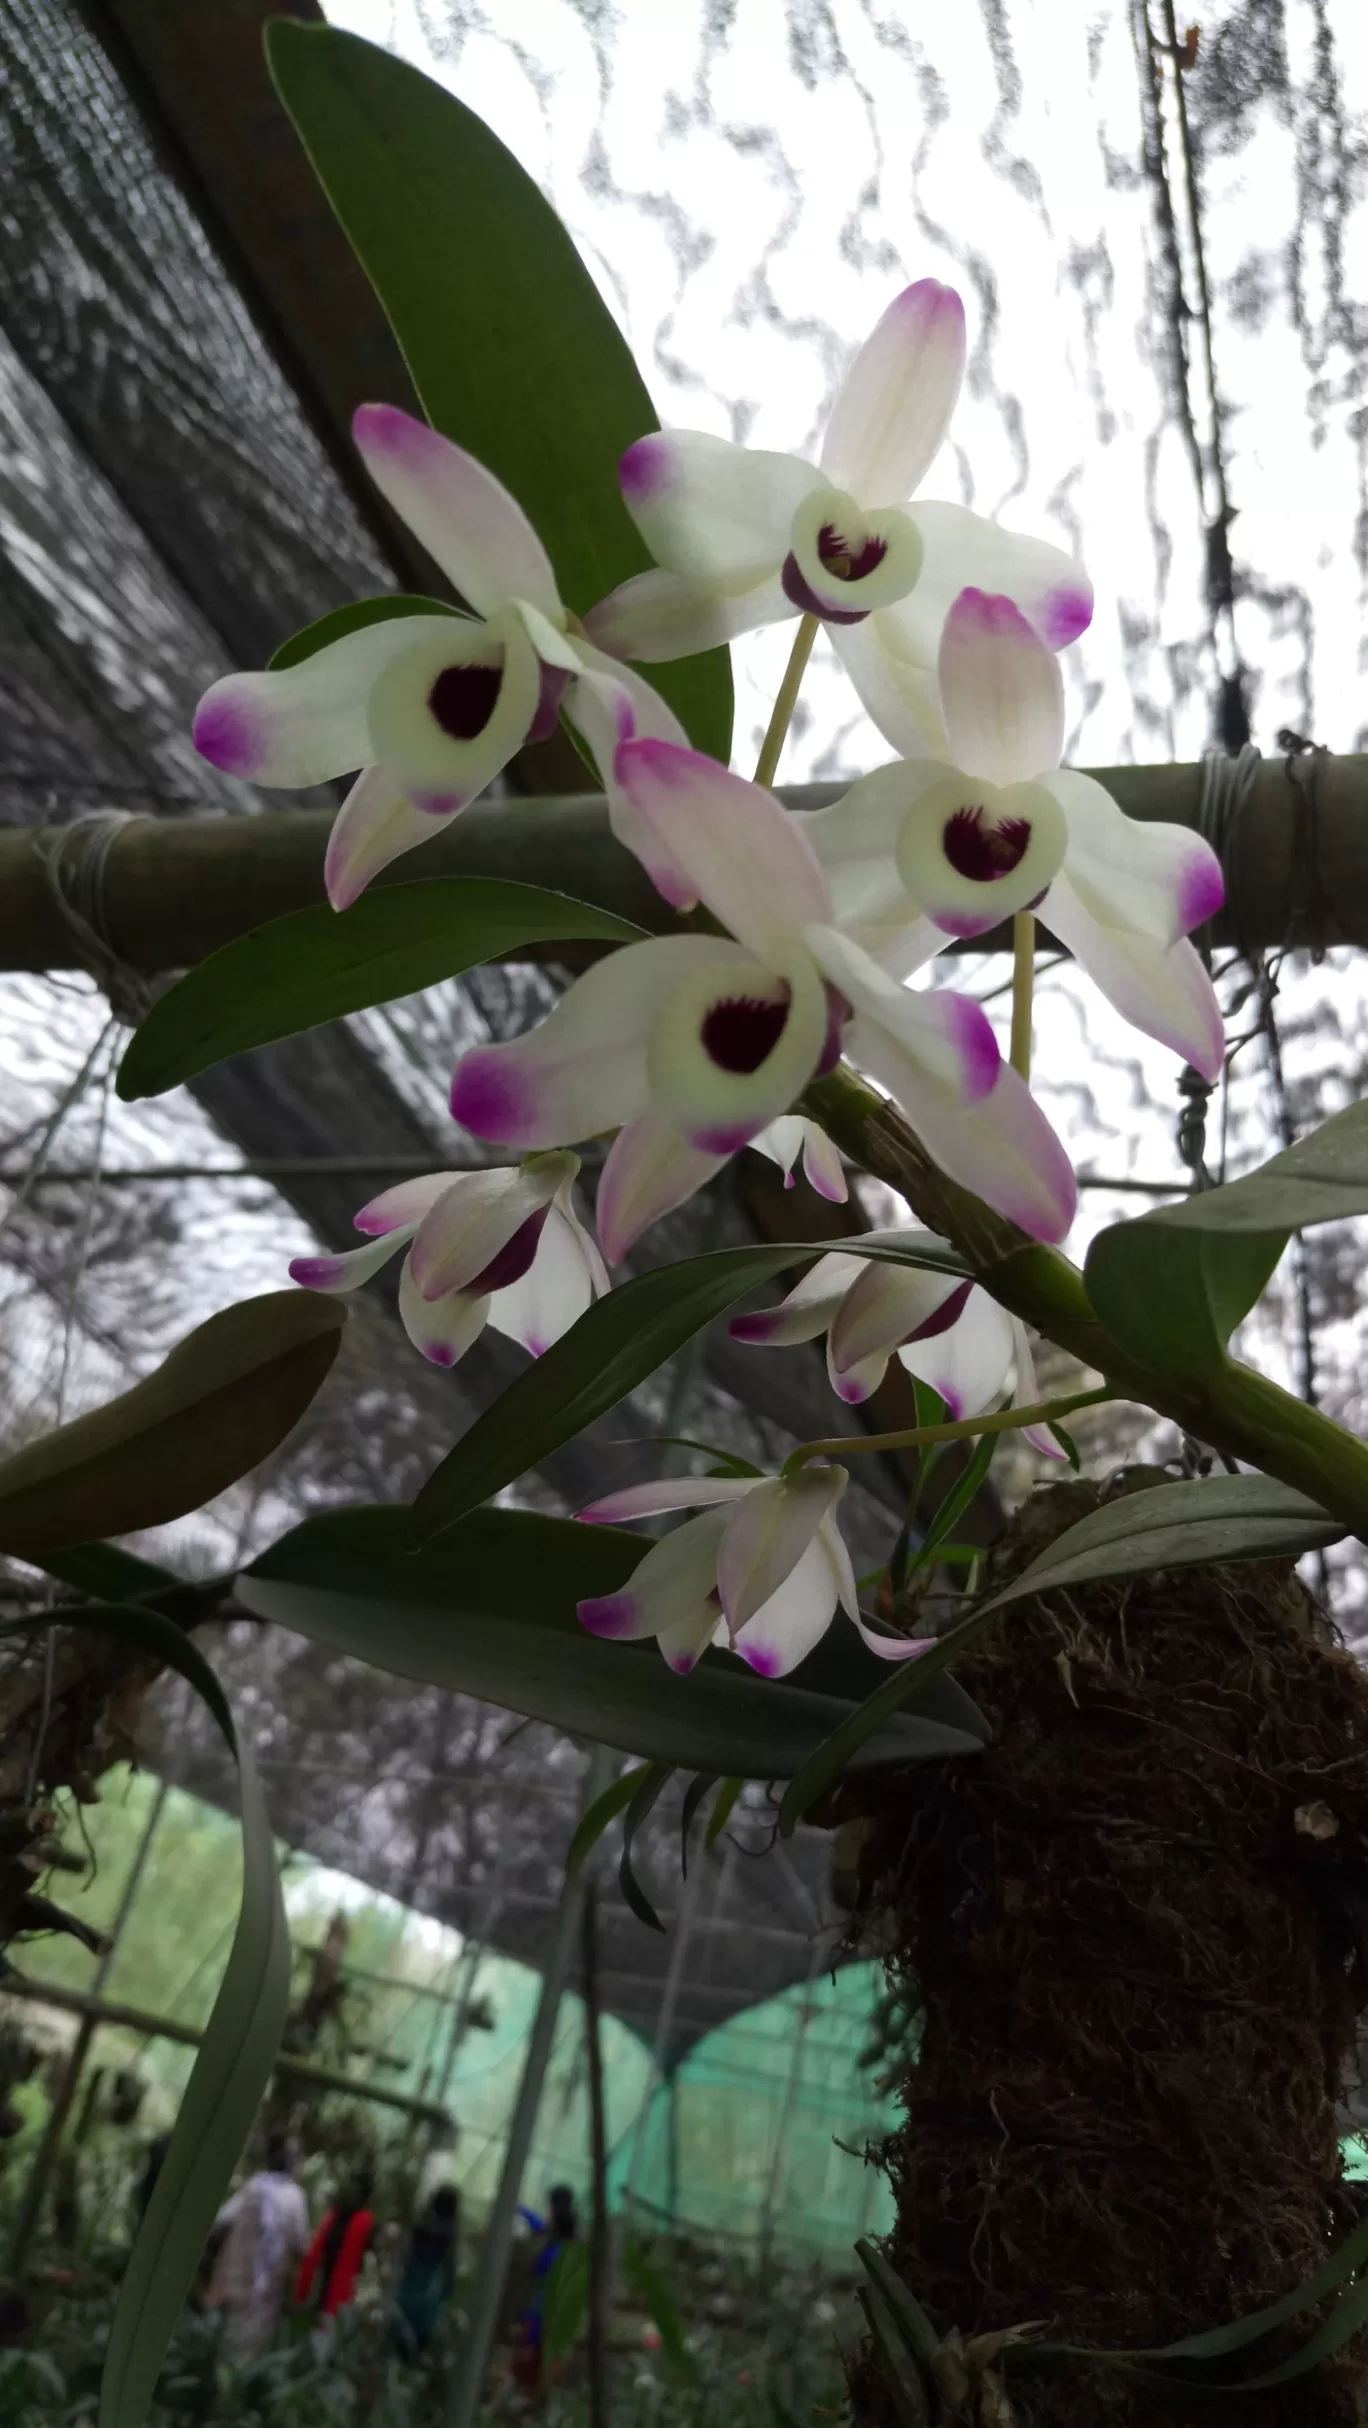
(296, 2168), (377, 2329)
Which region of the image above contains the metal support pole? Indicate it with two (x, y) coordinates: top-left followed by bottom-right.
(582, 1884), (611, 2428)
(9, 1776), (169, 2272)
(446, 1747), (613, 2428)
(757, 1941), (826, 2282)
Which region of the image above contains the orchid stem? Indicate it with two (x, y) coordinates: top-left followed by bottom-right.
(783, 1385), (1114, 1475)
(753, 614), (819, 787)
(1010, 910), (1035, 1079)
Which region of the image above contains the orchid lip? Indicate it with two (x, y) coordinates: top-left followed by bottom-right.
(780, 552), (869, 625)
(943, 806), (1033, 883)
(701, 991), (791, 1074)
(429, 660), (502, 739)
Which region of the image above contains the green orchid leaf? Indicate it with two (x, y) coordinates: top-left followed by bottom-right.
(619, 1761), (673, 1932)
(239, 1505), (985, 1780)
(269, 593), (462, 670)
(705, 1777), (744, 1846)
(680, 1771), (718, 1871)
(1084, 1217), (1286, 1382)
(778, 1474), (1344, 1832)
(266, 21), (732, 760)
(411, 1230), (968, 1541)
(0, 1293), (345, 1557)
(0, 1604), (288, 2428)
(1155, 1097), (1368, 1235)
(117, 879), (643, 1099)
(622, 2243), (697, 2379)
(566, 1762), (647, 1880)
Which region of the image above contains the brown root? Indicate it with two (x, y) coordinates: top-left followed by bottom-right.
(842, 1473), (1368, 2428)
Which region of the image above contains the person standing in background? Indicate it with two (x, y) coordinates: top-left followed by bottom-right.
(205, 2137), (311, 2363)
(296, 2166), (377, 2331)
(389, 2182), (459, 2359)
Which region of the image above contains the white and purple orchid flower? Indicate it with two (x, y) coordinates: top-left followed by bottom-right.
(730, 1245), (1063, 1457)
(192, 405), (691, 910)
(807, 588), (1227, 1077)
(578, 1463), (926, 1677)
(584, 279), (1091, 752)
(448, 739), (1077, 1258)
(288, 1150), (606, 1368)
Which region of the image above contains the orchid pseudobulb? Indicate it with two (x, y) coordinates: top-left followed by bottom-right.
(578, 1465), (927, 1677)
(289, 1151), (606, 1368)
(192, 405), (693, 911)
(449, 739), (1077, 1259)
(585, 279), (1091, 756)
(807, 588), (1227, 1077)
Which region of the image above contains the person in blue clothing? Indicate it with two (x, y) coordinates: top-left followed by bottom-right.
(389, 2184), (459, 2360)
(510, 2185), (578, 2394)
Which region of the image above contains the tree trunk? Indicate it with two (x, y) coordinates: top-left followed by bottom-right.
(841, 1474), (1368, 2428)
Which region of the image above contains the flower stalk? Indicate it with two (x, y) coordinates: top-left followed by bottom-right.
(1010, 908), (1035, 1079)
(753, 613), (819, 787)
(782, 1385), (1113, 1475)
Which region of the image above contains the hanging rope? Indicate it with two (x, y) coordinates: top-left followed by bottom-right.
(32, 813), (153, 1025)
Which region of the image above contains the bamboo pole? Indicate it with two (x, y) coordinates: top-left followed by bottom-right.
(7, 756), (1365, 974)
(582, 1883), (611, 2428)
(0, 1973), (449, 2124)
(8, 1779), (168, 2271)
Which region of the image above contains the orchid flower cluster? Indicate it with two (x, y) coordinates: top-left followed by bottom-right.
(197, 276), (1226, 1680)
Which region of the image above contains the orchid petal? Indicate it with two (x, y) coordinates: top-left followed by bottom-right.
(450, 934), (739, 1148)
(898, 501), (1094, 666)
(565, 645), (697, 909)
(365, 606), (541, 815)
(938, 588), (1065, 784)
(614, 742), (833, 963)
(853, 1618), (937, 1662)
(577, 1506), (730, 1674)
(827, 613), (950, 759)
(751, 1116), (847, 1203)
(353, 404), (561, 619)
(353, 1172), (462, 1236)
(580, 1476), (756, 1524)
(583, 568), (792, 663)
(820, 280), (966, 503)
(618, 430), (820, 592)
(717, 1466), (846, 1634)
(804, 926), (1000, 1110)
(324, 767), (447, 910)
(829, 1258), (969, 1387)
(488, 1202), (605, 1356)
(865, 1051), (1078, 1244)
(898, 1286), (1015, 1419)
(397, 1260), (492, 1369)
(1010, 1318), (1069, 1459)
(408, 1154), (575, 1300)
(596, 1114), (726, 1265)
(1041, 770), (1225, 944)
(1042, 875), (1226, 1080)
(732, 1528), (847, 1677)
(193, 614), (460, 789)
(645, 943), (830, 1153)
(729, 1251), (866, 1348)
(288, 1229), (411, 1293)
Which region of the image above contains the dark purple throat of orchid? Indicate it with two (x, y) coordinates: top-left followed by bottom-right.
(701, 990), (791, 1074)
(780, 522), (888, 626)
(943, 806), (1032, 883)
(463, 1205), (550, 1297)
(430, 661), (503, 741)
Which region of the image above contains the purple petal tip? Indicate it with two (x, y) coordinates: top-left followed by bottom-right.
(450, 1054), (531, 1143)
(289, 1256), (342, 1288)
(1041, 582), (1093, 648)
(424, 1343), (457, 1367)
(193, 691), (261, 777)
(1179, 853), (1226, 933)
(947, 587), (1033, 644)
(578, 1594), (638, 1639)
(740, 1641), (782, 1678)
(730, 1312), (780, 1344)
(620, 435), (669, 504)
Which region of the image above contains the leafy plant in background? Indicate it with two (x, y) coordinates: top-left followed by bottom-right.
(5, 16), (1368, 2428)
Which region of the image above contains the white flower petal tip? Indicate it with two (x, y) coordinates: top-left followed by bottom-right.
(324, 768), (444, 911)
(351, 403), (561, 619)
(1039, 579), (1094, 647)
(616, 429), (818, 597)
(596, 1116), (726, 1265)
(577, 1593), (641, 1640)
(854, 1621), (937, 1662)
(751, 1115), (848, 1204)
(938, 586), (1066, 787)
(821, 279), (966, 504)
(614, 739), (834, 958)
